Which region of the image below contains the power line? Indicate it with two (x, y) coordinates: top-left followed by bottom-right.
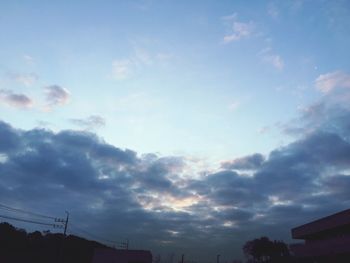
(0, 202), (126, 250)
(0, 203), (56, 220)
(68, 228), (115, 247)
(0, 214), (60, 228)
(69, 223), (119, 245)
(69, 223), (112, 242)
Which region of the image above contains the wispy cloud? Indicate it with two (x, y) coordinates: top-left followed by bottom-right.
(70, 115), (106, 130)
(259, 48), (284, 70)
(112, 59), (133, 80)
(134, 47), (153, 65)
(258, 125), (270, 134)
(44, 85), (70, 108)
(132, 0), (154, 10)
(267, 2), (279, 19)
(23, 55), (35, 64)
(0, 89), (33, 108)
(222, 13), (255, 43)
(315, 71), (350, 93)
(112, 47), (172, 80)
(7, 72), (38, 86)
(224, 21), (254, 43)
(228, 101), (240, 111)
(155, 52), (173, 61)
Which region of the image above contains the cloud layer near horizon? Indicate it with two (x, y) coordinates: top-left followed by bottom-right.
(1, 94), (350, 260)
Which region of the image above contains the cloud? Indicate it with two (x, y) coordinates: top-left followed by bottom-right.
(315, 71), (350, 93)
(0, 89), (33, 108)
(259, 48), (284, 70)
(223, 21), (254, 43)
(112, 48), (172, 80)
(193, 170), (264, 207)
(44, 85), (70, 107)
(0, 121), (21, 153)
(7, 72), (38, 86)
(228, 101), (240, 111)
(0, 124), (191, 248)
(221, 153), (265, 170)
(132, 0), (154, 10)
(2, 94), (350, 260)
(155, 52), (173, 61)
(282, 72), (350, 137)
(23, 55), (35, 64)
(134, 47), (153, 65)
(267, 3), (279, 19)
(254, 131), (350, 200)
(70, 115), (106, 130)
(112, 59), (133, 80)
(221, 13), (237, 21)
(258, 126), (270, 134)
(263, 53), (284, 70)
(222, 13), (284, 70)
(221, 13), (254, 43)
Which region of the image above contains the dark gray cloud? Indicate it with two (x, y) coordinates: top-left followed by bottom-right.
(0, 89), (33, 108)
(193, 170), (265, 207)
(0, 123), (187, 249)
(282, 96), (350, 138)
(221, 153), (265, 170)
(321, 174), (350, 200)
(1, 102), (350, 262)
(0, 121), (21, 152)
(182, 104), (350, 258)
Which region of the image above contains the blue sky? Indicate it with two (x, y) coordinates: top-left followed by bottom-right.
(1, 0), (350, 261)
(2, 0), (349, 160)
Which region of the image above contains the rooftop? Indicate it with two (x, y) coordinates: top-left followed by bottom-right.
(292, 209), (350, 239)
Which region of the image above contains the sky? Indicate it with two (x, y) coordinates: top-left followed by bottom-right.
(0, 0), (350, 261)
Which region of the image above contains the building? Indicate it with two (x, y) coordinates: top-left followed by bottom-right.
(92, 248), (152, 263)
(290, 209), (350, 262)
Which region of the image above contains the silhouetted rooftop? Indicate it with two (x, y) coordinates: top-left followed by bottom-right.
(292, 209), (350, 239)
(92, 248), (152, 263)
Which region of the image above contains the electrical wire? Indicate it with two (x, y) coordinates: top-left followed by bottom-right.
(68, 228), (114, 247)
(0, 203), (126, 248)
(69, 222), (121, 245)
(0, 214), (56, 227)
(0, 203), (56, 220)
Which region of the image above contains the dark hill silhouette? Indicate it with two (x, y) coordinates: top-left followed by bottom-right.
(0, 222), (108, 263)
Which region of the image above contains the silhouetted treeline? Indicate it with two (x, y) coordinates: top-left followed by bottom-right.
(0, 222), (108, 263)
(243, 236), (291, 263)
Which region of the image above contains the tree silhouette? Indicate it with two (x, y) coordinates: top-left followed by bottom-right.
(242, 236), (290, 263)
(0, 222), (108, 263)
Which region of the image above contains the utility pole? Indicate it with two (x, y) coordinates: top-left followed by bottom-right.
(121, 239), (129, 250)
(217, 254), (220, 263)
(57, 211), (69, 263)
(63, 211), (69, 236)
(181, 254), (184, 263)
